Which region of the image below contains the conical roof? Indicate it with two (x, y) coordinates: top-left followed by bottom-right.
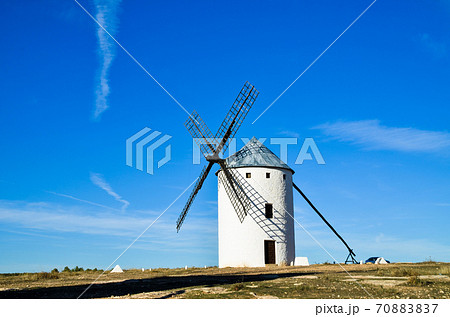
(225, 137), (294, 173)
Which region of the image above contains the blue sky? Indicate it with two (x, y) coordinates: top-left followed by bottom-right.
(0, 0), (449, 272)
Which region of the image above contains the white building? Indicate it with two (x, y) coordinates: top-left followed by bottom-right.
(217, 137), (295, 268)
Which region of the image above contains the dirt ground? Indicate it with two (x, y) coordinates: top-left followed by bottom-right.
(0, 262), (449, 299)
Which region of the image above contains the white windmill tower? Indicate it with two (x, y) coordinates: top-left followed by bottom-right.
(176, 82), (358, 267)
(217, 137), (295, 267)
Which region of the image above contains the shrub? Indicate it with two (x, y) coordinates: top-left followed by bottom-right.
(61, 266), (100, 273)
(376, 268), (386, 276)
(35, 272), (59, 280)
(438, 266), (450, 276)
(51, 268), (59, 274)
(73, 266), (83, 272)
(406, 276), (426, 286)
(298, 284), (311, 291)
(230, 283), (244, 291)
(391, 268), (418, 277)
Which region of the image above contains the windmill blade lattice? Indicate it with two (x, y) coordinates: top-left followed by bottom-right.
(214, 82), (259, 155)
(217, 161), (251, 223)
(185, 110), (217, 157)
(176, 162), (214, 232)
(176, 82), (259, 232)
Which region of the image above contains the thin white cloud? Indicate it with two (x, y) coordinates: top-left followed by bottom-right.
(314, 120), (450, 153)
(294, 226), (450, 263)
(418, 33), (447, 58)
(0, 200), (215, 244)
(358, 233), (450, 262)
(278, 130), (300, 138)
(90, 172), (129, 211)
(93, 0), (122, 120)
(0, 200), (137, 236)
(46, 190), (122, 212)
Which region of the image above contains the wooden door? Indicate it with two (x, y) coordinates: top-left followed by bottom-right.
(264, 240), (276, 264)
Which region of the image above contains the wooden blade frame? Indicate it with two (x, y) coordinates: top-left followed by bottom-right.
(218, 161), (251, 223)
(185, 111), (217, 157)
(177, 82), (258, 231)
(176, 162), (214, 232)
(214, 82), (259, 155)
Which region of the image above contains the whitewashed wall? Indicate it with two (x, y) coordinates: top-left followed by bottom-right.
(217, 166), (295, 267)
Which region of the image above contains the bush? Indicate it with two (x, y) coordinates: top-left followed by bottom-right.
(35, 272), (59, 280)
(51, 268), (59, 274)
(438, 266), (450, 276)
(406, 276), (426, 286)
(61, 266), (100, 273)
(391, 268), (418, 277)
(73, 266), (84, 272)
(230, 283), (244, 291)
(297, 284), (311, 291)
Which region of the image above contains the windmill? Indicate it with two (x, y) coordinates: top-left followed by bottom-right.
(176, 81), (259, 232)
(176, 81), (357, 266)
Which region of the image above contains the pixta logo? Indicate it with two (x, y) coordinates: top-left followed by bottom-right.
(192, 137), (325, 165)
(126, 127), (172, 175)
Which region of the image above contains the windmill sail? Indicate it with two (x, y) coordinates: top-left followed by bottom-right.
(185, 110), (217, 157)
(217, 161), (251, 223)
(214, 82), (259, 155)
(176, 82), (258, 231)
(176, 162), (214, 232)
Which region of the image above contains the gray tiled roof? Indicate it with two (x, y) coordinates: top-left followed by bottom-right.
(225, 137), (294, 173)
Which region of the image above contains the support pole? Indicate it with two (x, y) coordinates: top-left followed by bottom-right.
(293, 182), (357, 264)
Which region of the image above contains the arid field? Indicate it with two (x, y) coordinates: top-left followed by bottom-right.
(0, 262), (449, 299)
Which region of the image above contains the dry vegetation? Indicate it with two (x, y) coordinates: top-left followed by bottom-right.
(0, 262), (449, 299)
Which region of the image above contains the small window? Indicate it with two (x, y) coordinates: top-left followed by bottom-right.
(283, 174), (286, 180)
(246, 173), (251, 178)
(266, 172), (270, 178)
(265, 203), (273, 218)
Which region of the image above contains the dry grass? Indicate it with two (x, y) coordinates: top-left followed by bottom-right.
(0, 262), (449, 299)
(230, 283), (245, 291)
(33, 272), (59, 280)
(406, 276), (426, 286)
(388, 268), (419, 277)
(439, 266), (450, 276)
